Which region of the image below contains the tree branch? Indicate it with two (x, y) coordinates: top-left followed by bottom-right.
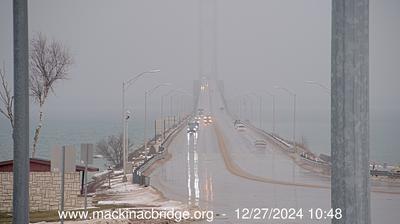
(0, 65), (14, 129)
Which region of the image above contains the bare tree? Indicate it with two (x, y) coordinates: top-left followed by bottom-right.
(96, 134), (133, 169)
(0, 64), (14, 129)
(30, 33), (72, 158)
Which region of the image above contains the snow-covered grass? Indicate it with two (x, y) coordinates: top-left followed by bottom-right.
(92, 170), (112, 178)
(94, 173), (185, 210)
(113, 170), (124, 176)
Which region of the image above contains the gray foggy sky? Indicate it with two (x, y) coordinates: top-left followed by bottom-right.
(0, 0), (399, 124)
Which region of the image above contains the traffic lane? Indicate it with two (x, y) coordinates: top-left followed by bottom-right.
(150, 122), (224, 209)
(212, 100), (330, 187)
(152, 85), (331, 223)
(210, 88), (400, 223)
(153, 121), (335, 223)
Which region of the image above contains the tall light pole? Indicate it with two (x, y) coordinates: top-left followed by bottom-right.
(264, 91), (276, 135)
(124, 110), (131, 171)
(242, 94), (254, 123)
(161, 89), (189, 135)
(240, 96), (248, 121)
(238, 97), (243, 120)
(144, 83), (171, 152)
(251, 93), (262, 129)
(243, 93), (261, 127)
(121, 69), (160, 182)
(169, 93), (180, 128)
(176, 91), (192, 121)
(305, 81), (331, 93)
(275, 86), (296, 152)
(161, 90), (174, 123)
(161, 89), (177, 138)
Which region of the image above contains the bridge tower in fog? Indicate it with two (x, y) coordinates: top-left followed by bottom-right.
(194, 0), (220, 109)
(198, 0), (218, 80)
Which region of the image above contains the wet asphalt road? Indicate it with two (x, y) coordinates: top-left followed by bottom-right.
(150, 82), (400, 223)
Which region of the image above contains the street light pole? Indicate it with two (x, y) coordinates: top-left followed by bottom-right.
(305, 81), (331, 93)
(161, 89), (178, 139)
(264, 91), (276, 135)
(259, 95), (262, 129)
(249, 93), (262, 129)
(170, 94), (173, 128)
(144, 92), (148, 150)
(121, 69), (160, 182)
(144, 83), (170, 152)
(121, 82), (126, 181)
(241, 95), (251, 122)
(160, 89), (190, 136)
(275, 86), (296, 152)
(243, 93), (260, 127)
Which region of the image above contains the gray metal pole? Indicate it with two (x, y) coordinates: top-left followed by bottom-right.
(331, 0), (370, 223)
(170, 95), (173, 122)
(12, 0), (29, 223)
(272, 95), (275, 134)
(259, 95), (262, 129)
(84, 146), (88, 213)
(161, 95), (164, 121)
(60, 146), (65, 224)
(144, 91), (148, 151)
(163, 119), (166, 140)
(293, 94), (296, 152)
(122, 82), (127, 182)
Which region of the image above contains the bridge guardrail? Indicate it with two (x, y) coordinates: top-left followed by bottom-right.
(132, 114), (193, 186)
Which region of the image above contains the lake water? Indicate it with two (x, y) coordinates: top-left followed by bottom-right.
(1, 109), (399, 167)
(0, 117), (154, 171)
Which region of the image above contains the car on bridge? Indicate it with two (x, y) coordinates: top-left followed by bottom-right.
(254, 139), (267, 148)
(187, 122), (198, 134)
(197, 108), (204, 116)
(204, 115), (213, 125)
(234, 120), (246, 131)
(236, 124), (246, 131)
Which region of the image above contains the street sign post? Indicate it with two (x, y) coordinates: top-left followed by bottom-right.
(51, 145), (75, 173)
(51, 145), (75, 224)
(81, 143), (93, 214)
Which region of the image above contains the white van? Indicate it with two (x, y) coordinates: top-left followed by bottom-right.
(235, 123), (246, 131)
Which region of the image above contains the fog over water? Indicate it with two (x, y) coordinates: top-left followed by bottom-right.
(0, 0), (399, 164)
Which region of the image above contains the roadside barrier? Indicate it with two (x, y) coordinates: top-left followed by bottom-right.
(132, 114), (192, 186)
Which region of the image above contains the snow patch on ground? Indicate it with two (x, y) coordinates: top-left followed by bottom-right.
(95, 173), (186, 210)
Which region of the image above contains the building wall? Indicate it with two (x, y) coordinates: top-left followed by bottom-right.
(0, 172), (84, 212)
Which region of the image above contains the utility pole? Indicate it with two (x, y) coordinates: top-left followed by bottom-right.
(13, 0), (30, 223)
(121, 69), (160, 182)
(154, 120), (157, 144)
(264, 91), (276, 135)
(163, 119), (166, 139)
(259, 95), (262, 129)
(275, 86), (296, 152)
(144, 91), (148, 151)
(331, 0), (370, 223)
(60, 146), (65, 224)
(144, 83), (170, 151)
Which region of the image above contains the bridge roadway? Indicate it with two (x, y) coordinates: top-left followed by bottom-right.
(150, 82), (400, 223)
